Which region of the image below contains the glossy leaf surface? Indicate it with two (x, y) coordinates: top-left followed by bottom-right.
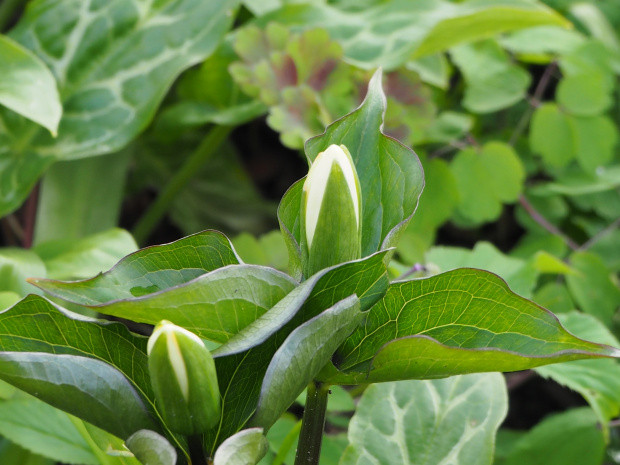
(213, 428), (268, 465)
(126, 430), (177, 465)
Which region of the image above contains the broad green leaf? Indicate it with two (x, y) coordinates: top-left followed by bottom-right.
(536, 312), (620, 440)
(0, 0), (238, 217)
(340, 373), (507, 465)
(251, 295), (361, 430)
(213, 250), (388, 358)
(451, 142), (524, 225)
(532, 165), (620, 196)
(328, 268), (620, 384)
(38, 265), (296, 344)
(213, 428), (268, 465)
(257, 1), (568, 69)
(406, 54), (451, 89)
(566, 252), (620, 326)
(34, 228), (137, 281)
(529, 103), (575, 168)
(305, 69), (424, 257)
(0, 248), (46, 296)
(30, 230), (241, 303)
(205, 252), (389, 453)
(0, 296), (180, 446)
(0, 395), (98, 465)
(33, 152), (132, 245)
(126, 430), (176, 465)
(426, 242), (538, 298)
(0, 35), (61, 134)
(568, 114), (618, 174)
(0, 352), (155, 440)
(425, 112), (473, 143)
(0, 440), (53, 465)
(503, 408), (605, 465)
(570, 3), (620, 53)
(451, 39), (530, 114)
(557, 73), (613, 116)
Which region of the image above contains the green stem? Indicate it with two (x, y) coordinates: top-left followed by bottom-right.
(132, 125), (233, 244)
(0, 0), (23, 32)
(273, 420), (302, 465)
(295, 381), (329, 465)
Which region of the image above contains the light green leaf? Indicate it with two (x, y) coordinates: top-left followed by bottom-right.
(0, 395), (98, 465)
(406, 54), (451, 89)
(0, 248), (46, 296)
(340, 373), (507, 465)
(536, 312), (620, 440)
(566, 251), (620, 326)
(568, 114), (618, 174)
(258, 1), (568, 69)
(529, 103), (575, 168)
(1, 0), (238, 217)
(451, 39), (530, 113)
(305, 69), (424, 257)
(0, 35), (61, 134)
(33, 152), (132, 245)
(499, 25), (585, 57)
(557, 73), (613, 116)
(0, 352), (156, 440)
(532, 282), (574, 314)
(38, 265), (296, 344)
(232, 231), (289, 273)
(503, 408), (605, 465)
(34, 228), (137, 281)
(126, 430), (176, 465)
(531, 251), (575, 276)
(425, 112), (473, 143)
(451, 142), (524, 225)
(251, 295), (361, 430)
(0, 292), (20, 311)
(213, 428), (268, 465)
(426, 242), (537, 298)
(30, 230), (241, 304)
(327, 268), (620, 384)
(570, 3), (620, 54)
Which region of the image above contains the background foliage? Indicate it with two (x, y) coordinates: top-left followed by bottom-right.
(1, 0), (620, 464)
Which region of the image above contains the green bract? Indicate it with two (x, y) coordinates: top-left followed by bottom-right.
(147, 321), (221, 436)
(300, 144), (362, 278)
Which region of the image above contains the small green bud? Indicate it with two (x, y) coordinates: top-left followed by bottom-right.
(147, 321), (221, 435)
(301, 144), (362, 277)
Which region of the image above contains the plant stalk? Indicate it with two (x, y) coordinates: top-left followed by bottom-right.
(295, 381), (330, 465)
(132, 125), (233, 244)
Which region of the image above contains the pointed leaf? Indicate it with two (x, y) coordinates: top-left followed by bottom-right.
(251, 295), (361, 430)
(213, 428), (268, 465)
(0, 35), (61, 134)
(305, 69), (424, 256)
(205, 252), (389, 453)
(1, 0), (238, 217)
(30, 230), (241, 304)
(328, 268), (620, 383)
(0, 352), (155, 439)
(340, 373), (507, 465)
(126, 430), (177, 465)
(37, 265), (296, 344)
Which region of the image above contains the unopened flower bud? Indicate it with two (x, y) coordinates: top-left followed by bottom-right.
(301, 144), (361, 277)
(147, 321), (221, 435)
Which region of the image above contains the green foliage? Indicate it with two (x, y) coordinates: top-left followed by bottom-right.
(1, 0), (620, 464)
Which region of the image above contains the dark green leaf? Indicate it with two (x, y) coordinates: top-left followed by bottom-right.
(31, 230), (241, 304)
(251, 295), (361, 430)
(0, 352), (155, 440)
(305, 69), (424, 257)
(328, 268), (620, 383)
(340, 373), (507, 465)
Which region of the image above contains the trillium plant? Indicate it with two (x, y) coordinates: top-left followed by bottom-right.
(1, 70), (618, 465)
